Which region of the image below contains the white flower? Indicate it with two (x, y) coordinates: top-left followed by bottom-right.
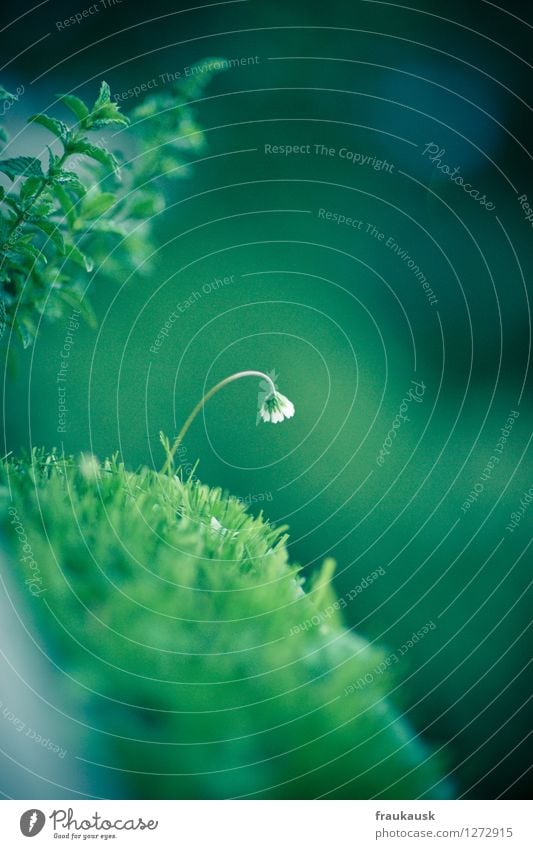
(259, 390), (295, 424)
(161, 369), (296, 474)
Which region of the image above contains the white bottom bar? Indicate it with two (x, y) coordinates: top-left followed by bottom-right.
(0, 800), (531, 848)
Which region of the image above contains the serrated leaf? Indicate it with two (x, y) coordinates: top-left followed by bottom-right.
(19, 177), (43, 201)
(20, 176), (43, 201)
(30, 114), (70, 143)
(2, 196), (22, 214)
(0, 156), (43, 181)
(65, 242), (93, 272)
(71, 140), (119, 175)
(11, 240), (45, 263)
(58, 93), (89, 123)
(93, 81), (112, 111)
(88, 82), (129, 129)
(54, 169), (83, 184)
(89, 108), (129, 130)
(53, 170), (86, 197)
(30, 195), (56, 218)
(89, 116), (129, 129)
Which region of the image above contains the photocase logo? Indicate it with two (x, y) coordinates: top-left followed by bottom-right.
(20, 809), (46, 837)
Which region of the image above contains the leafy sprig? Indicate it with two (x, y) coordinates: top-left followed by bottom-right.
(0, 69), (221, 349)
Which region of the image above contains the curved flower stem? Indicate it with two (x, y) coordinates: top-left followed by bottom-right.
(160, 370), (276, 475)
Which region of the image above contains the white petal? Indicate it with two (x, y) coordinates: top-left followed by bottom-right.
(276, 393), (295, 418)
(281, 400), (295, 418)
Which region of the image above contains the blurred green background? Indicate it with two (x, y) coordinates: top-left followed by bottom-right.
(1, 0), (531, 798)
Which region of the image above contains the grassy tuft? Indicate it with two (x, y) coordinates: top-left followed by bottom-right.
(0, 450), (450, 799)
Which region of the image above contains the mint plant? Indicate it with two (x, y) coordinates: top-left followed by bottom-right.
(0, 71), (219, 349)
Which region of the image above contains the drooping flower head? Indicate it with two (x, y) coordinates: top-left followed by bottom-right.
(259, 390), (295, 424)
(161, 369), (295, 474)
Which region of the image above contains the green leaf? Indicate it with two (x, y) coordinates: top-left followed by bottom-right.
(0, 86), (14, 102)
(29, 114), (70, 143)
(69, 140), (120, 175)
(53, 170), (86, 197)
(34, 219), (65, 254)
(1, 196), (21, 215)
(127, 191), (165, 218)
(58, 93), (89, 123)
(92, 81), (112, 111)
(80, 191), (116, 219)
(89, 114), (129, 129)
(52, 184), (76, 228)
(47, 146), (59, 173)
(65, 242), (94, 272)
(30, 194), (56, 218)
(10, 240), (45, 263)
(20, 176), (43, 201)
(90, 108), (129, 130)
(86, 81), (129, 129)
(0, 156), (43, 181)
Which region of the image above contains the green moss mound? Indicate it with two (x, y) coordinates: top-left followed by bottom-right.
(0, 452), (450, 799)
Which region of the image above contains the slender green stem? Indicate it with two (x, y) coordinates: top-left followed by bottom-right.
(161, 370), (276, 475)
